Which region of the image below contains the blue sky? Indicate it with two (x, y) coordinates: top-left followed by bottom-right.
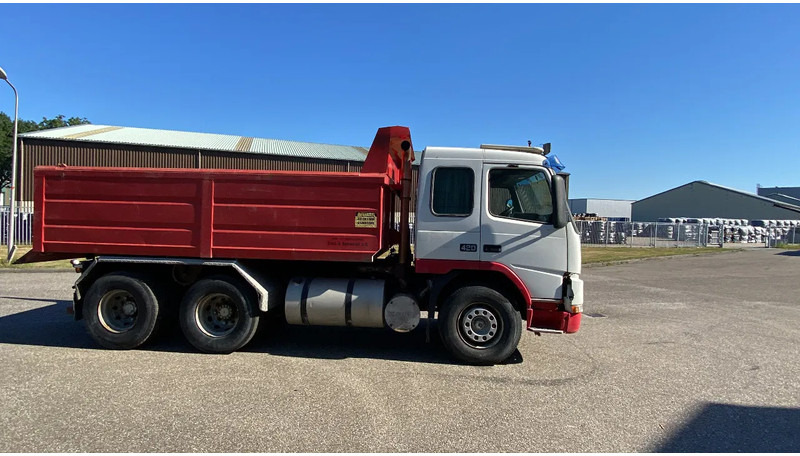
(1, 4), (798, 200)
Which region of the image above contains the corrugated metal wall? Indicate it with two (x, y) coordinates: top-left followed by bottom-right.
(201, 151), (356, 172)
(18, 138), (419, 210)
(19, 139), (194, 204)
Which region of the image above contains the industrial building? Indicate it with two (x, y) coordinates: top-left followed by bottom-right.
(757, 185), (800, 204)
(762, 193), (800, 206)
(632, 180), (800, 222)
(568, 198), (633, 220)
(13, 124), (418, 208)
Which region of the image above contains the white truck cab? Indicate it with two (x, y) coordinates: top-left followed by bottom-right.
(414, 143), (583, 347)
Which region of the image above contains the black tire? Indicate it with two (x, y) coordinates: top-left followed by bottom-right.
(439, 286), (522, 365)
(143, 279), (179, 344)
(179, 277), (260, 354)
(83, 273), (161, 350)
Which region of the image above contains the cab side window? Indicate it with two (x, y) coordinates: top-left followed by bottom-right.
(432, 167), (474, 216)
(488, 168), (553, 223)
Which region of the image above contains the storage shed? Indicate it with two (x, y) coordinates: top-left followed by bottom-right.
(632, 180), (800, 222)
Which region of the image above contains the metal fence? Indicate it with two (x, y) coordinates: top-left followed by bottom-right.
(1, 206), (35, 246)
(575, 221), (717, 247)
(575, 220), (799, 248)
(766, 226), (799, 247)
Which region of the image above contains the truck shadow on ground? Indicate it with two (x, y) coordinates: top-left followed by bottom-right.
(243, 320), (523, 365)
(0, 299), (96, 350)
(244, 321), (456, 364)
(655, 402), (800, 452)
(775, 249), (800, 256)
(0, 300), (522, 366)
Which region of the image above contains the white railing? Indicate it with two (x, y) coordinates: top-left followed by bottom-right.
(0, 206), (34, 246)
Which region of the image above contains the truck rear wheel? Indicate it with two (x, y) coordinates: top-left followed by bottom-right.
(179, 277), (260, 354)
(439, 286), (522, 365)
(84, 274), (161, 350)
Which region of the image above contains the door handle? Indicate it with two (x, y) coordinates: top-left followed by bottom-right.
(483, 244), (502, 253)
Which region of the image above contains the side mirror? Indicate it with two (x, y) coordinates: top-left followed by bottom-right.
(552, 174), (570, 229)
(559, 172), (570, 198)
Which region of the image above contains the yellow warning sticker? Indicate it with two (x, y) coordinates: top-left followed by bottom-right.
(355, 212), (378, 228)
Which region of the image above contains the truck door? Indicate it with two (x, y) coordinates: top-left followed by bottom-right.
(414, 156), (483, 262)
(479, 164), (568, 300)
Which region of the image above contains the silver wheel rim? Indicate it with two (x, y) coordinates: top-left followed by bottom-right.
(195, 293), (238, 338)
(98, 290), (138, 333)
(459, 305), (501, 348)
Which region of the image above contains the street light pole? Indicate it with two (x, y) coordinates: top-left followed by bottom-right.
(0, 66), (19, 263)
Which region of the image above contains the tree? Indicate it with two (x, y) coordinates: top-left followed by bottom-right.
(36, 114), (91, 130)
(1, 112), (90, 190)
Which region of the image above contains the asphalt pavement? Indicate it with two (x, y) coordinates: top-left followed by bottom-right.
(1, 248), (798, 452)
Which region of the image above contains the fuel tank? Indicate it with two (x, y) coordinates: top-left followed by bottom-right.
(285, 277), (385, 327)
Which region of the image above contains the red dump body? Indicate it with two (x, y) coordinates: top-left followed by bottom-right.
(23, 126), (413, 264)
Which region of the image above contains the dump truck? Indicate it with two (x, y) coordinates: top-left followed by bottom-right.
(16, 126), (583, 364)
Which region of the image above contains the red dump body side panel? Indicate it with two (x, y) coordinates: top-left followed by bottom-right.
(31, 166), (396, 262)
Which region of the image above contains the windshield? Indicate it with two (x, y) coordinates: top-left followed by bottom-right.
(489, 168), (553, 223)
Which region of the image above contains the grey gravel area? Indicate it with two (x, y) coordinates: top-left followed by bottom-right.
(1, 248), (798, 452)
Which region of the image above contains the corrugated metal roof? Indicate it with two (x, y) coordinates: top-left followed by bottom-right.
(20, 124), (370, 162)
(636, 180), (800, 212)
(250, 138), (367, 161)
(758, 186), (800, 199)
(764, 193), (800, 206)
(27, 124), (106, 137)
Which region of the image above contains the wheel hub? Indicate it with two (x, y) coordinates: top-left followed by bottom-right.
(122, 302), (137, 316)
(216, 305), (232, 320)
(461, 306), (498, 344)
(98, 290), (138, 333)
(196, 294), (238, 337)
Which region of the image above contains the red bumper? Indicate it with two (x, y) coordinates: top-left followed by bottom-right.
(527, 308), (582, 333)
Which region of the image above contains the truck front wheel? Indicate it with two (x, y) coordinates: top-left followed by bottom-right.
(84, 274), (161, 350)
(439, 286), (522, 365)
(179, 277), (260, 354)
